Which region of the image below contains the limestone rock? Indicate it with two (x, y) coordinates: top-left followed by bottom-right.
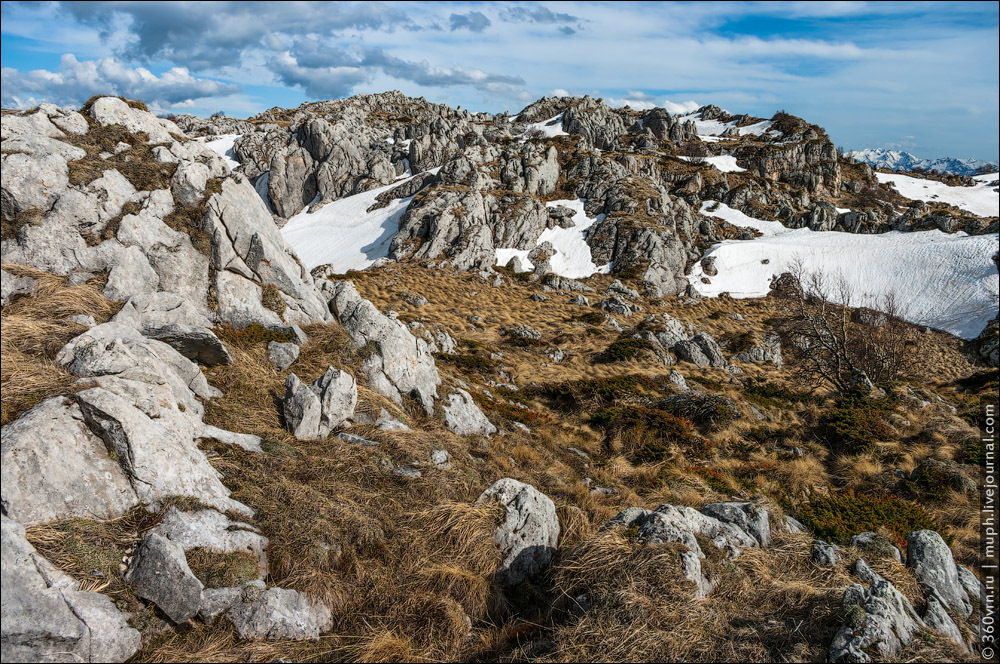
(1, 515), (140, 663)
(226, 587), (333, 641)
(126, 534), (204, 623)
(443, 389), (497, 436)
(1, 397), (138, 527)
(476, 479), (559, 586)
(906, 530), (972, 619)
(328, 281), (440, 413)
(267, 341), (300, 371)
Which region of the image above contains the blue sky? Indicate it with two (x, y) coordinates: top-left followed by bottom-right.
(2, 1), (997, 160)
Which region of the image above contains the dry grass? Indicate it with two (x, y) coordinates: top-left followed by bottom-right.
(0, 264), (120, 424)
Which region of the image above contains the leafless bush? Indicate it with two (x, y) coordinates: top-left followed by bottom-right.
(777, 258), (918, 394)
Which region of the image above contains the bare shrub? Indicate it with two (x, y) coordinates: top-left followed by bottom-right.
(777, 258), (919, 394)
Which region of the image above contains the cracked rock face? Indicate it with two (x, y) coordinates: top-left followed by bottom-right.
(442, 389), (497, 437)
(327, 280), (440, 413)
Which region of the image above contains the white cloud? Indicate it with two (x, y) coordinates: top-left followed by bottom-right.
(1, 53), (240, 109)
(662, 100), (700, 115)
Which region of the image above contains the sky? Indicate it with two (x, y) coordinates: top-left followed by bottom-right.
(2, 1), (998, 161)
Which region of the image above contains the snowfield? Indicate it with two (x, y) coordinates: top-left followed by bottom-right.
(523, 114), (568, 139)
(495, 199), (611, 279)
(690, 202), (999, 339)
(680, 112), (776, 139)
(680, 154), (745, 173)
(877, 172), (999, 218)
(281, 179), (420, 273)
(201, 134), (240, 170)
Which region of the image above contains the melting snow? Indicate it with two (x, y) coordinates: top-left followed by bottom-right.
(680, 154), (745, 173)
(523, 114), (568, 139)
(495, 199), (611, 279)
(691, 202), (998, 339)
(281, 175), (435, 273)
(876, 172), (999, 218)
(201, 134), (241, 170)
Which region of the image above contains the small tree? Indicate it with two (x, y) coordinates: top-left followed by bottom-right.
(777, 258), (918, 394)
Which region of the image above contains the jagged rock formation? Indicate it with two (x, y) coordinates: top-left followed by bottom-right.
(476, 479), (560, 586)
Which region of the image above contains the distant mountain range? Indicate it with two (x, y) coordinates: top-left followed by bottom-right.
(847, 148), (998, 176)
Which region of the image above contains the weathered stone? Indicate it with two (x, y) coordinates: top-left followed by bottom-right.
(226, 587), (333, 641)
(1, 397), (138, 527)
(443, 389), (497, 436)
(907, 530), (972, 619)
(1, 515), (140, 663)
(126, 534), (204, 623)
(811, 540), (841, 567)
(267, 341), (300, 371)
(150, 508), (268, 579)
(476, 479), (559, 586)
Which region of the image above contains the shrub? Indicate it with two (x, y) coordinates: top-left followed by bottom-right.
(743, 379), (819, 409)
(535, 374), (664, 412)
(595, 338), (655, 363)
(797, 490), (943, 549)
(590, 405), (710, 461)
(213, 323), (295, 346)
(261, 284), (286, 317)
(567, 311), (606, 326)
(658, 393), (742, 429)
(815, 386), (895, 455)
(471, 392), (549, 426)
(436, 353), (495, 372)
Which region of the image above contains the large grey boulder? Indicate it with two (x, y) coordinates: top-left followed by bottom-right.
(2, 515), (140, 663)
(126, 533), (204, 623)
(1, 397), (138, 527)
(282, 368), (357, 440)
(828, 559), (925, 663)
(906, 530), (972, 619)
(202, 175), (331, 326)
(476, 479), (559, 586)
(733, 332), (783, 367)
(442, 389), (497, 436)
(57, 323), (250, 516)
(701, 502), (771, 547)
(114, 293), (230, 365)
(226, 587), (333, 641)
(327, 281), (440, 413)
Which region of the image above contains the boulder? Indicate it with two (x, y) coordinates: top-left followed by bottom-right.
(443, 389), (497, 437)
(906, 530), (972, 619)
(150, 508), (268, 579)
(88, 97), (184, 144)
(267, 341), (300, 371)
(811, 540), (841, 567)
(327, 281), (440, 413)
(282, 368), (358, 440)
(1, 269), (38, 307)
(1, 397), (138, 527)
(1, 515), (140, 663)
(476, 479), (559, 586)
(125, 534), (204, 623)
(226, 587), (333, 641)
(828, 559), (925, 663)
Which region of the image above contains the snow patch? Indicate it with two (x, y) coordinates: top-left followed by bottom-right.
(523, 114), (568, 140)
(281, 173), (437, 273)
(692, 203), (998, 339)
(495, 199), (611, 279)
(877, 172), (999, 218)
(201, 134), (240, 171)
(681, 154), (745, 173)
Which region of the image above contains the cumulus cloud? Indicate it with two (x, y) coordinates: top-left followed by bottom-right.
(59, 1), (417, 70)
(0, 53), (240, 109)
(662, 100), (701, 115)
(272, 43), (525, 99)
(501, 5), (582, 26)
(449, 11), (491, 33)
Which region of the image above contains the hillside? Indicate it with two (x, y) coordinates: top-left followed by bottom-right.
(1, 93), (997, 663)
